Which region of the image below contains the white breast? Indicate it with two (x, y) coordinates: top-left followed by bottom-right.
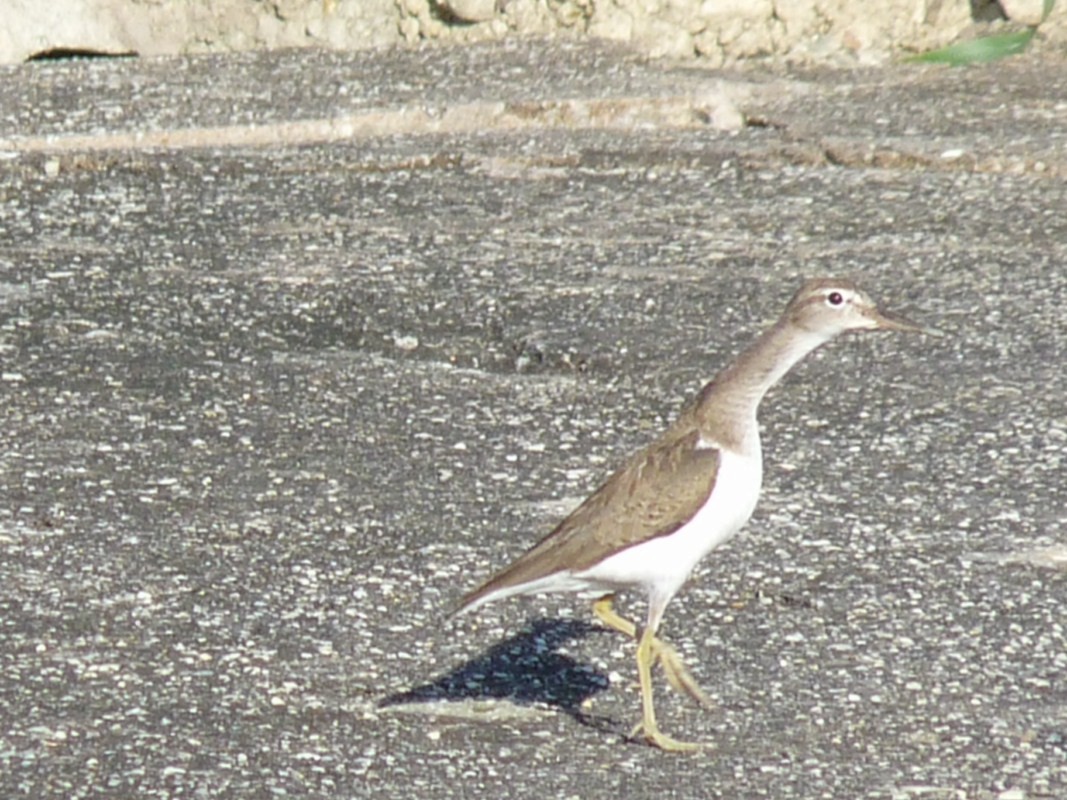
(574, 447), (763, 599)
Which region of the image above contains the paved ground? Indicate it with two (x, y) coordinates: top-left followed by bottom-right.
(0, 39), (1065, 799)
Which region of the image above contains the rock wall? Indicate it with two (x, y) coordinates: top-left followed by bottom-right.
(2, 0), (1064, 64)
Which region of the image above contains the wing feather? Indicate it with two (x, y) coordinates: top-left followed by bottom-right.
(457, 427), (720, 610)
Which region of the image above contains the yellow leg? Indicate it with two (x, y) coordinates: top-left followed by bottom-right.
(634, 625), (703, 752)
(592, 596), (713, 707)
(592, 596), (709, 752)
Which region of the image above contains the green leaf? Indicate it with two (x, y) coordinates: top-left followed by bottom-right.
(906, 30), (1036, 65)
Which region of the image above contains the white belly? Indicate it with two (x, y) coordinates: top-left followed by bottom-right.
(573, 448), (763, 599)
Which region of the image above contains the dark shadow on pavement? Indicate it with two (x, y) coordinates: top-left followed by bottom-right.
(379, 618), (620, 732)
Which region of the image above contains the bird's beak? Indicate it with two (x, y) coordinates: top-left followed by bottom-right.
(866, 306), (930, 334)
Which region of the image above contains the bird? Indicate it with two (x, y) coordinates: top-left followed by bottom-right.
(453, 277), (927, 751)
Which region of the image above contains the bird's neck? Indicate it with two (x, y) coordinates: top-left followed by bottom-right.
(691, 319), (831, 453)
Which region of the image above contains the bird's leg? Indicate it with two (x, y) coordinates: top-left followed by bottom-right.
(632, 623), (704, 752)
(592, 596), (713, 708)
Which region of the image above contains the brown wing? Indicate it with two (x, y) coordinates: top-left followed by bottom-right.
(456, 427), (719, 611)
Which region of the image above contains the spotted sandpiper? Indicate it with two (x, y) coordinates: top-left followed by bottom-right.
(454, 278), (926, 751)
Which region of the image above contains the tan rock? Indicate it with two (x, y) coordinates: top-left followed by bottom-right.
(441, 0), (499, 24)
(998, 0), (1050, 26)
(632, 17), (695, 59)
(0, 0), (137, 61)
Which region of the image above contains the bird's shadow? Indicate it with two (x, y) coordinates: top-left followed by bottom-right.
(379, 617), (620, 732)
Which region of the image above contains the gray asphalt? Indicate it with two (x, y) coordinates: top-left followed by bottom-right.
(0, 39), (1064, 799)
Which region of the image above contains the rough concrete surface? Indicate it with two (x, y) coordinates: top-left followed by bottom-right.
(0, 38), (1066, 799)
(3, 0), (1067, 65)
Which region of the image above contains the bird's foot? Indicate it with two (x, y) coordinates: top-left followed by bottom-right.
(628, 720), (707, 753)
(652, 641), (714, 708)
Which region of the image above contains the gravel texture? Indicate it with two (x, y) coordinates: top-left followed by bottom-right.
(0, 39), (1064, 800)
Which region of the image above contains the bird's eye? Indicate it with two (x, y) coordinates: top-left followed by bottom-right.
(827, 291), (844, 306)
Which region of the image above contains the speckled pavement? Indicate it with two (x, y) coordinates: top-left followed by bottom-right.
(0, 40), (1064, 799)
